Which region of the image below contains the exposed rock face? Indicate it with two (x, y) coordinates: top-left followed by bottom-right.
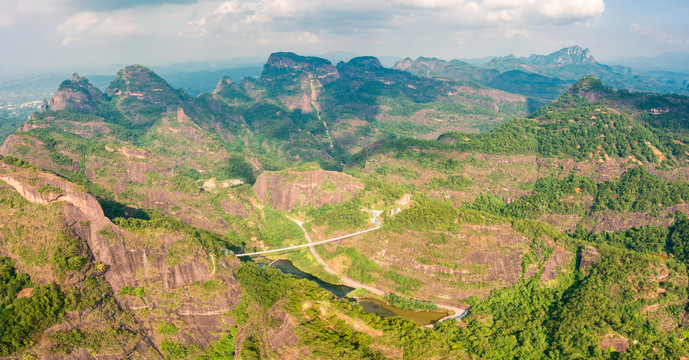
(265, 52), (338, 76)
(253, 170), (364, 211)
(221, 197), (251, 219)
(267, 304), (299, 352)
(345, 56), (384, 69)
(392, 57), (415, 71)
(104, 145), (148, 159)
(541, 246), (572, 283)
(599, 333), (629, 353)
(106, 64), (174, 99)
(528, 46), (597, 65)
(579, 246), (601, 272)
(213, 75), (234, 94)
(337, 56), (386, 79)
(47, 73), (104, 113)
(0, 134), (81, 173)
(566, 76), (614, 101)
(212, 75), (251, 103)
(392, 57), (461, 76)
(0, 164), (242, 349)
(106, 64), (192, 125)
(261, 53), (339, 111)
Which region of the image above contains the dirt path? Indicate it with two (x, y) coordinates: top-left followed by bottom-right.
(286, 217), (465, 324)
(287, 216), (385, 296)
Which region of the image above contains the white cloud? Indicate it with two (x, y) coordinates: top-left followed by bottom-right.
(97, 14), (141, 36)
(168, 0), (606, 54)
(58, 11), (141, 45)
(0, 0), (65, 28)
(178, 16), (209, 37)
(481, 0), (533, 11)
(394, 0), (604, 25)
(535, 0), (605, 23)
(57, 12), (99, 45)
(395, 0), (459, 9)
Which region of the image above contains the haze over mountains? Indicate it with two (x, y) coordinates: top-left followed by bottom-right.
(3, 46), (689, 121)
(1, 43), (689, 358)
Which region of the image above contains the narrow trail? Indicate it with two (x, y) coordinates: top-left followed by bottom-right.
(309, 75), (334, 149)
(285, 217), (466, 325)
(286, 216), (385, 296)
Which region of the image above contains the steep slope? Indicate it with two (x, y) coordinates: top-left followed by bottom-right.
(47, 73), (105, 113)
(0, 159), (243, 357)
(2, 59), (689, 358)
(394, 55), (572, 107)
(107, 64), (211, 128)
(0, 159), (481, 359)
(395, 46), (689, 108)
(350, 77), (689, 235)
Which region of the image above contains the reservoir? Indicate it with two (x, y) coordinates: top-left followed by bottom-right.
(270, 259), (448, 325)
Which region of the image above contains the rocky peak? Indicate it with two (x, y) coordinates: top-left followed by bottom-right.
(393, 57), (452, 77)
(567, 76), (613, 100)
(213, 75), (234, 94)
(568, 76), (611, 92)
(337, 56), (387, 79)
(47, 73), (104, 113)
(485, 54), (525, 70)
(265, 52), (337, 74)
(106, 64), (175, 99)
(343, 56), (384, 69)
(393, 57), (414, 71)
(529, 46), (597, 66)
(261, 52), (340, 87)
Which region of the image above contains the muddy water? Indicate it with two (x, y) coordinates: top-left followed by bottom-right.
(357, 298), (448, 325)
(271, 259), (355, 298)
(271, 259), (448, 325)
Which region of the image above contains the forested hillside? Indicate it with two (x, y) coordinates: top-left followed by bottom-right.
(0, 54), (688, 359)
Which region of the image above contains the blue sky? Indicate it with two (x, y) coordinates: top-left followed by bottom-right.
(0, 0), (687, 73)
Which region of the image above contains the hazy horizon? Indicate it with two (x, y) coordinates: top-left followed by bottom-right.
(1, 0), (687, 75)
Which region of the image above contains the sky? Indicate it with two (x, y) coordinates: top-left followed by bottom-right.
(0, 0), (688, 74)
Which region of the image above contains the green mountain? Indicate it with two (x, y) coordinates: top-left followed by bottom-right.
(396, 46), (689, 111)
(1, 54), (689, 359)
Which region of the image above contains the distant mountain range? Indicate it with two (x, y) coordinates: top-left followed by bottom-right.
(2, 46), (689, 121)
(2, 47), (689, 358)
(611, 51), (689, 73)
(395, 46), (689, 110)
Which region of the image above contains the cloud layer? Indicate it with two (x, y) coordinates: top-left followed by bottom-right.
(1, 0), (686, 73)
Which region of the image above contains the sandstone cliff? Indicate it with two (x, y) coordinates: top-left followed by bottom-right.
(47, 73), (104, 113)
(0, 163), (242, 354)
(253, 169), (364, 211)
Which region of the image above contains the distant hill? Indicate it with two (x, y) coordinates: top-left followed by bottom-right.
(396, 46), (689, 108)
(611, 51), (689, 73)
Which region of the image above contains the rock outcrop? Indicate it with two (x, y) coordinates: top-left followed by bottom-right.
(528, 46), (597, 65)
(0, 164), (242, 349)
(265, 52), (338, 76)
(212, 75), (252, 103)
(47, 73), (104, 113)
(253, 169), (364, 211)
(106, 64), (195, 125)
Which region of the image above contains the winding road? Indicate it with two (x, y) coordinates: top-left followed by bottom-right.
(234, 211), (466, 324)
(284, 216), (465, 325)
